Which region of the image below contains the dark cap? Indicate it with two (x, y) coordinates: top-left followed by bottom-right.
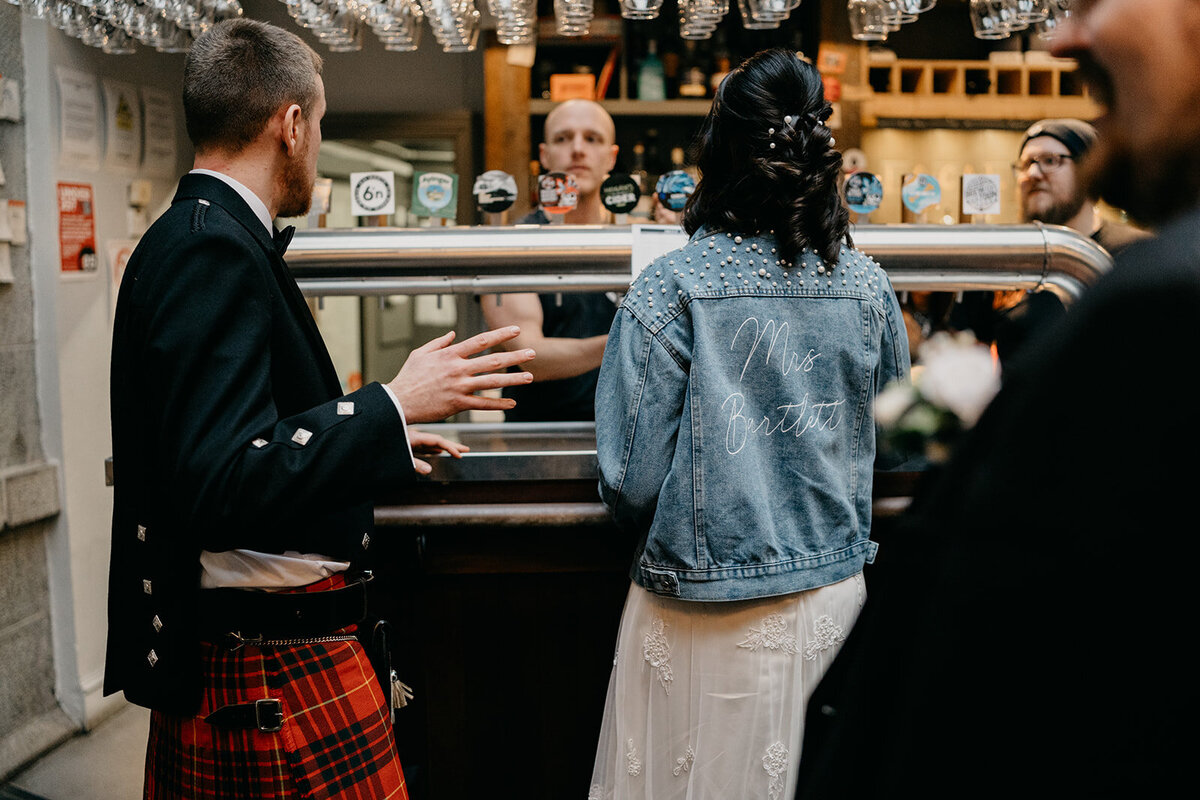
(1020, 118), (1098, 159)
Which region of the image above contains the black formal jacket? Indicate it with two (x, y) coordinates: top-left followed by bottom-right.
(796, 205), (1200, 796)
(105, 173), (414, 714)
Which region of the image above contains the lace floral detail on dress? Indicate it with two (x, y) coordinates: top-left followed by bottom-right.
(643, 617), (674, 694)
(762, 741), (789, 800)
(626, 739), (643, 776)
(738, 613), (799, 654)
(587, 784), (604, 800)
(673, 745), (695, 776)
(803, 614), (846, 661)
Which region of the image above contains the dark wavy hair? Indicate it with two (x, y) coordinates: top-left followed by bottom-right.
(681, 48), (850, 265)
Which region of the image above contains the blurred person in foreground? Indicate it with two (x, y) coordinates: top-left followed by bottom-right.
(480, 99), (620, 421)
(796, 0), (1200, 795)
(589, 48), (909, 800)
(105, 19), (534, 799)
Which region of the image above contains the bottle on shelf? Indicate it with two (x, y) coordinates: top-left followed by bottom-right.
(638, 39), (667, 102)
(528, 160), (541, 214)
(669, 146), (687, 172)
(644, 128), (663, 177)
(678, 40), (708, 98)
(630, 142), (654, 222)
(661, 40), (681, 100)
(631, 142), (649, 194)
(709, 54), (731, 96)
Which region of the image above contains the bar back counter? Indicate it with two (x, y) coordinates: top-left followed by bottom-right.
(286, 224), (1112, 799)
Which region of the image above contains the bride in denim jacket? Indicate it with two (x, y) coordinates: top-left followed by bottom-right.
(589, 48), (910, 800)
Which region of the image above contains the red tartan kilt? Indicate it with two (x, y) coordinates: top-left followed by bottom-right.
(145, 575), (407, 800)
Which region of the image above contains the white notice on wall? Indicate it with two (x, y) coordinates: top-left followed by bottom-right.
(6, 201), (27, 246)
(0, 243), (12, 284)
(103, 80), (144, 173)
(630, 224), (689, 280)
(0, 200), (12, 242)
(962, 174), (1003, 216)
(141, 87), (178, 177)
(57, 67), (101, 171)
(0, 77), (21, 122)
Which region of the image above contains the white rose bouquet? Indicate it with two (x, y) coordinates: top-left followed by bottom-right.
(875, 331), (1001, 464)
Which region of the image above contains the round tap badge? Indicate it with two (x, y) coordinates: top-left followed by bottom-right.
(352, 172), (393, 215)
(961, 173), (1002, 216)
(844, 171), (884, 216)
(538, 171), (578, 215)
(416, 172), (455, 214)
(655, 170), (696, 212)
(901, 173), (941, 215)
(600, 173), (641, 215)
(472, 170), (518, 213)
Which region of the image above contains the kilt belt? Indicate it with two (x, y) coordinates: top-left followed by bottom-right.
(198, 572), (372, 646)
(199, 572), (371, 732)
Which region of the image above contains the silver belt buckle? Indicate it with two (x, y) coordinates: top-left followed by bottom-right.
(255, 698), (283, 733)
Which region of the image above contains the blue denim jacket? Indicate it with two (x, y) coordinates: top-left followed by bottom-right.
(596, 228), (910, 601)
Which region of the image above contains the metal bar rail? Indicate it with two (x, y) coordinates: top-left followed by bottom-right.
(284, 223), (1116, 528)
(289, 223), (1114, 303)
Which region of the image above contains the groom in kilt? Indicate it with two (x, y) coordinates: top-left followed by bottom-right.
(105, 18), (535, 799)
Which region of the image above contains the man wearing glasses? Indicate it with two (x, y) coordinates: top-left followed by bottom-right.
(951, 118), (1149, 370)
(1016, 117), (1148, 254)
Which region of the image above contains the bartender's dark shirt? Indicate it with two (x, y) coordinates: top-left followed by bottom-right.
(1092, 218), (1151, 255)
(503, 209), (618, 421)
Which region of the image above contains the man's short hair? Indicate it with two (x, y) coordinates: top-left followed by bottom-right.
(1020, 118), (1098, 160)
(183, 18), (323, 154)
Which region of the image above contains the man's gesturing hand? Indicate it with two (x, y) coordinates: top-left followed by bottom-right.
(388, 326), (535, 424)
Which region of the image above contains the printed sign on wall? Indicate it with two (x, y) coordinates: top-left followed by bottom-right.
(141, 87), (178, 177)
(103, 80), (143, 173)
(57, 68), (101, 171)
(57, 182), (98, 274)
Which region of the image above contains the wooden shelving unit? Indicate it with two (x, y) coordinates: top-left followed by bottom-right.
(529, 98), (712, 117)
(859, 57), (1101, 125)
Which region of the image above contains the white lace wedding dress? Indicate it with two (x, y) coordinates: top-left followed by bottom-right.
(588, 573), (865, 800)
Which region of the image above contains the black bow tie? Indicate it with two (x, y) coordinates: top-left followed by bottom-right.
(273, 225), (295, 256)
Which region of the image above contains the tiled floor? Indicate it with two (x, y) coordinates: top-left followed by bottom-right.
(2, 704), (149, 800)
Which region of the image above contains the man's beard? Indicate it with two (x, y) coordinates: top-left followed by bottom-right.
(1023, 188), (1086, 226)
(1074, 53), (1200, 227)
(1081, 135), (1200, 228)
(277, 154), (314, 219)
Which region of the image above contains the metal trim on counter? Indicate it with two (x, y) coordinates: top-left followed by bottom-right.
(375, 502), (612, 527)
(290, 223), (1113, 302)
(412, 421), (599, 482)
(374, 498), (913, 528)
(371, 422), (919, 528)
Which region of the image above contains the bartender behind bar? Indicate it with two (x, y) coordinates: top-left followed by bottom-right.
(481, 99), (620, 421)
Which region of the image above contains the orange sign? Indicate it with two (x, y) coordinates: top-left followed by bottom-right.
(549, 74), (596, 102)
(824, 77), (843, 103)
(57, 182), (97, 273)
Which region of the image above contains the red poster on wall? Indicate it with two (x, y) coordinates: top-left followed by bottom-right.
(58, 182), (98, 273)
